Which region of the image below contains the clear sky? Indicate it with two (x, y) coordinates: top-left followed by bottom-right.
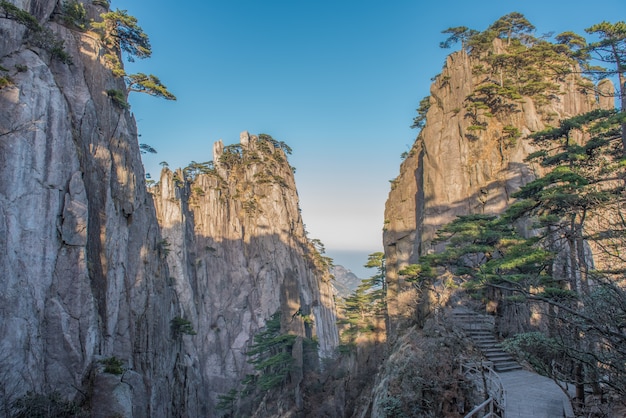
(121, 0), (624, 278)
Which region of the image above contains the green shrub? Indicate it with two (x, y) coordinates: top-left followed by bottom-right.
(91, 0), (109, 8)
(171, 316), (196, 336)
(0, 0), (40, 31)
(0, 76), (12, 89)
(61, 0), (88, 30)
(216, 389), (238, 412)
(502, 125), (522, 146)
(100, 356), (124, 375)
(48, 38), (73, 64)
(245, 312), (296, 391)
(11, 391), (87, 418)
(0, 1), (73, 64)
(106, 89), (129, 109)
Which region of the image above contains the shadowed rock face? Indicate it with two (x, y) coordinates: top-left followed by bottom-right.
(0, 2), (337, 417)
(151, 132), (338, 412)
(383, 43), (613, 333)
(0, 1), (183, 416)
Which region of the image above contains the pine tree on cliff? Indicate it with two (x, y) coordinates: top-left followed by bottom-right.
(403, 108), (626, 410)
(338, 252), (386, 346)
(556, 21), (626, 153)
(91, 9), (176, 101)
(584, 21), (626, 153)
(439, 26), (479, 50)
(431, 13), (584, 148)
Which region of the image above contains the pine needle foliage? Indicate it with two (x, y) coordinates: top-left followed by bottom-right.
(245, 312), (296, 392)
(126, 73), (176, 100)
(426, 109), (626, 408)
(0, 1), (72, 63)
(338, 253), (386, 345)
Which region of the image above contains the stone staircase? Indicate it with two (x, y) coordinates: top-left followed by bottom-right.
(454, 309), (522, 373)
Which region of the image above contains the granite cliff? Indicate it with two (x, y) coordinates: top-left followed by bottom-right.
(373, 25), (622, 416)
(383, 39), (614, 332)
(0, 1), (337, 416)
(151, 132), (339, 415)
(0, 0), (181, 415)
(331, 265), (362, 298)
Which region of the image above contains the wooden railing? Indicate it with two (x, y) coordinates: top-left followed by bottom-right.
(465, 397), (499, 418)
(462, 361), (505, 418)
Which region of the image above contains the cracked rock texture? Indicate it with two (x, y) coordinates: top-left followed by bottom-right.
(0, 1), (184, 416)
(383, 44), (613, 333)
(0, 1), (337, 416)
(151, 132), (339, 413)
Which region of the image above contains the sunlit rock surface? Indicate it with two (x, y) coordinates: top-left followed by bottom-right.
(0, 1), (337, 416)
(151, 132), (339, 411)
(383, 42), (613, 333)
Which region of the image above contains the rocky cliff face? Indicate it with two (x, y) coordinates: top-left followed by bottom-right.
(0, 1), (186, 416)
(0, 2), (337, 417)
(383, 42), (613, 332)
(151, 132), (339, 413)
(331, 265), (362, 298)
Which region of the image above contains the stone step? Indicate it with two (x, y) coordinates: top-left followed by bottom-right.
(485, 353), (515, 362)
(453, 315), (494, 324)
(456, 321), (494, 326)
(474, 339), (500, 348)
(482, 346), (506, 352)
(469, 330), (496, 336)
(455, 320), (494, 327)
(494, 362), (523, 372)
(471, 335), (498, 342)
(456, 310), (523, 374)
(486, 355), (517, 363)
(476, 343), (500, 350)
(483, 351), (512, 359)
(471, 334), (498, 341)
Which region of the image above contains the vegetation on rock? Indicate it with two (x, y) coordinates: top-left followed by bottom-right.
(424, 13), (625, 152)
(0, 1), (72, 63)
(395, 14), (626, 417)
(10, 391), (87, 418)
(91, 9), (176, 100)
(100, 356), (125, 375)
(402, 107), (626, 413)
(61, 0), (88, 30)
(171, 316), (197, 337)
(217, 311), (299, 416)
(338, 252), (387, 347)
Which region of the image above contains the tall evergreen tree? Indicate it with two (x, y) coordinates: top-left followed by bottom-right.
(420, 108), (626, 411)
(338, 253), (386, 346)
(585, 21), (626, 152)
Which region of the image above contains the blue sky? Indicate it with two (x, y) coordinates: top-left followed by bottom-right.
(121, 0), (624, 277)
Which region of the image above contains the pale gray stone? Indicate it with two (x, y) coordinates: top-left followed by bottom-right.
(383, 41), (614, 333)
(61, 172), (88, 246)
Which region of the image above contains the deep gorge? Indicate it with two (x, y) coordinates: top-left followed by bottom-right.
(1, 2), (625, 417)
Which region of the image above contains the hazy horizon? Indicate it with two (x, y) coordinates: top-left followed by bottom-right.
(125, 0), (624, 275)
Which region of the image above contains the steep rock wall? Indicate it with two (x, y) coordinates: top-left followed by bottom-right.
(151, 132), (339, 413)
(1, 1), (192, 416)
(0, 2), (339, 417)
(383, 45), (613, 332)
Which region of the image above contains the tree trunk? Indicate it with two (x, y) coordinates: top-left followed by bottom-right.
(574, 362), (585, 410)
(611, 42), (626, 154)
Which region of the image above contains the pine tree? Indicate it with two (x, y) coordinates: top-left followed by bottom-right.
(91, 10), (176, 101)
(584, 21), (626, 152)
(424, 109), (626, 410)
(338, 253), (386, 346)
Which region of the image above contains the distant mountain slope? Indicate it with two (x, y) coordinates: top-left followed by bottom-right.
(331, 265), (362, 298)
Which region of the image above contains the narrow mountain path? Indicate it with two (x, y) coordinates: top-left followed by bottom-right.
(498, 369), (574, 418)
(453, 308), (574, 418)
